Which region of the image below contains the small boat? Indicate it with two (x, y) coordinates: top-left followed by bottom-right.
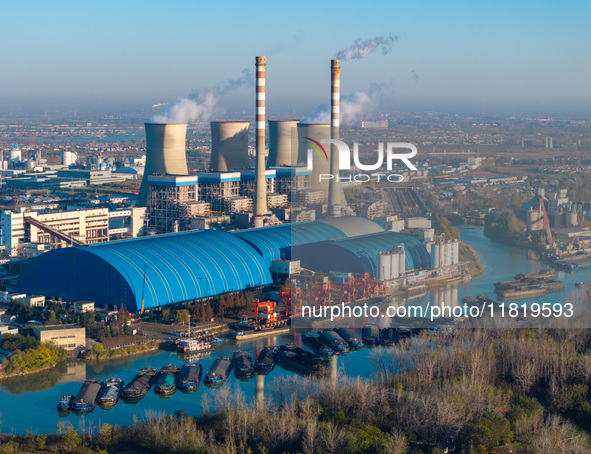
(72, 379), (103, 413)
(319, 330), (350, 353)
(254, 346), (277, 372)
(232, 351), (254, 377)
(57, 394), (74, 411)
(97, 378), (123, 409)
(177, 363), (203, 391)
(335, 328), (363, 348)
(122, 367), (158, 401)
(302, 332), (334, 355)
(154, 364), (180, 396)
(177, 338), (212, 353)
(576, 281), (591, 288)
(361, 324), (380, 345)
(203, 357), (233, 385)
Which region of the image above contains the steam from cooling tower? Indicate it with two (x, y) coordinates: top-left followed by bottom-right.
(150, 69), (254, 123)
(336, 35), (398, 60)
(301, 83), (386, 124)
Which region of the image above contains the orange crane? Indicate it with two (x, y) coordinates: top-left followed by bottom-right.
(254, 300), (277, 326)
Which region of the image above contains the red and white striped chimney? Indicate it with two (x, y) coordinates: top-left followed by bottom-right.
(254, 56), (268, 221)
(328, 59), (346, 211)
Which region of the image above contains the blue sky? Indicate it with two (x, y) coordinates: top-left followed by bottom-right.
(1, 0), (589, 114)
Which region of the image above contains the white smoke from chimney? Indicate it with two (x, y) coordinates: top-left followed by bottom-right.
(150, 69), (253, 123)
(302, 83), (386, 125)
(336, 35), (399, 60)
(151, 102), (169, 108)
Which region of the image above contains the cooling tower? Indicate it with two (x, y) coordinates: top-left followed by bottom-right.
(328, 59), (347, 209)
(268, 120), (299, 166)
(254, 56), (268, 218)
(209, 121), (250, 172)
(138, 123), (189, 206)
(297, 123), (330, 192)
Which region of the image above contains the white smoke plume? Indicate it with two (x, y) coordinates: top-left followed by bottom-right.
(336, 35), (399, 60)
(301, 83), (386, 125)
(150, 69), (253, 123)
(151, 102), (168, 108)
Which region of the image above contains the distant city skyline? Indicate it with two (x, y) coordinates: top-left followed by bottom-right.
(1, 0), (589, 116)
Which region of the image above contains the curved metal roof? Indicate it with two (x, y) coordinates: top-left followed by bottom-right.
(232, 217), (385, 266)
(17, 230), (271, 312)
(291, 232), (430, 277)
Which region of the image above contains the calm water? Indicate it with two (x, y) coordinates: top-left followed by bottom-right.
(1, 226), (589, 434)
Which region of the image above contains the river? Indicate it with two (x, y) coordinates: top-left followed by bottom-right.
(1, 226), (589, 434)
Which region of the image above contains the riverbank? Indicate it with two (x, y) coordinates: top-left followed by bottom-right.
(84, 340), (161, 360)
(0, 343), (67, 379)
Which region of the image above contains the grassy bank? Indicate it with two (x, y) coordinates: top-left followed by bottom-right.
(84, 340), (161, 360)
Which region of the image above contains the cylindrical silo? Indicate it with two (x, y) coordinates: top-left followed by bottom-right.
(431, 243), (440, 269)
(445, 242), (452, 266)
(9, 145), (21, 165)
(398, 245), (406, 275)
(25, 160), (35, 171)
(268, 120), (299, 166)
(138, 123), (189, 206)
(297, 123), (330, 193)
(566, 211), (578, 227)
(210, 121), (250, 172)
(451, 240), (459, 265)
(378, 253), (390, 281)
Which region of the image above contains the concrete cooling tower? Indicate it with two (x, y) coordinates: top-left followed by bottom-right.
(268, 120), (299, 166)
(297, 123), (331, 193)
(209, 121), (250, 172)
(138, 123), (189, 206)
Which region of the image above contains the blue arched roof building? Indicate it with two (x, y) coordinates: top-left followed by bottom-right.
(291, 232), (430, 277)
(16, 230), (271, 313)
(232, 217), (385, 266)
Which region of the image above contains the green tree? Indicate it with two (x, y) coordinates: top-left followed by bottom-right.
(175, 309), (190, 325)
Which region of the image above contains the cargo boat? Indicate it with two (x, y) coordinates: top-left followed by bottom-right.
(335, 328), (363, 348)
(203, 357), (233, 385)
(461, 296), (479, 306)
(276, 344), (328, 375)
(302, 332), (334, 355)
(254, 346), (277, 372)
(362, 324), (380, 345)
(57, 394), (74, 411)
(97, 378), (123, 409)
(232, 351), (254, 377)
(177, 338), (212, 353)
(319, 330), (350, 353)
(154, 364), (180, 396)
(380, 328), (396, 346)
(122, 367), (158, 401)
(495, 286), (546, 301)
(575, 281), (591, 288)
(72, 379), (103, 413)
(177, 363), (202, 391)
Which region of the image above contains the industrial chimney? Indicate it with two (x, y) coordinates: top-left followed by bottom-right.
(268, 120), (299, 166)
(138, 123), (189, 206)
(253, 56), (268, 224)
(209, 121), (250, 172)
(328, 59), (347, 211)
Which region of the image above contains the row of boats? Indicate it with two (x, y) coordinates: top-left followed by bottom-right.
(57, 349), (276, 414)
(301, 326), (411, 355)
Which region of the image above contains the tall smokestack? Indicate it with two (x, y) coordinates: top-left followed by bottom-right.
(328, 59), (347, 212)
(138, 123), (189, 206)
(254, 56), (268, 223)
